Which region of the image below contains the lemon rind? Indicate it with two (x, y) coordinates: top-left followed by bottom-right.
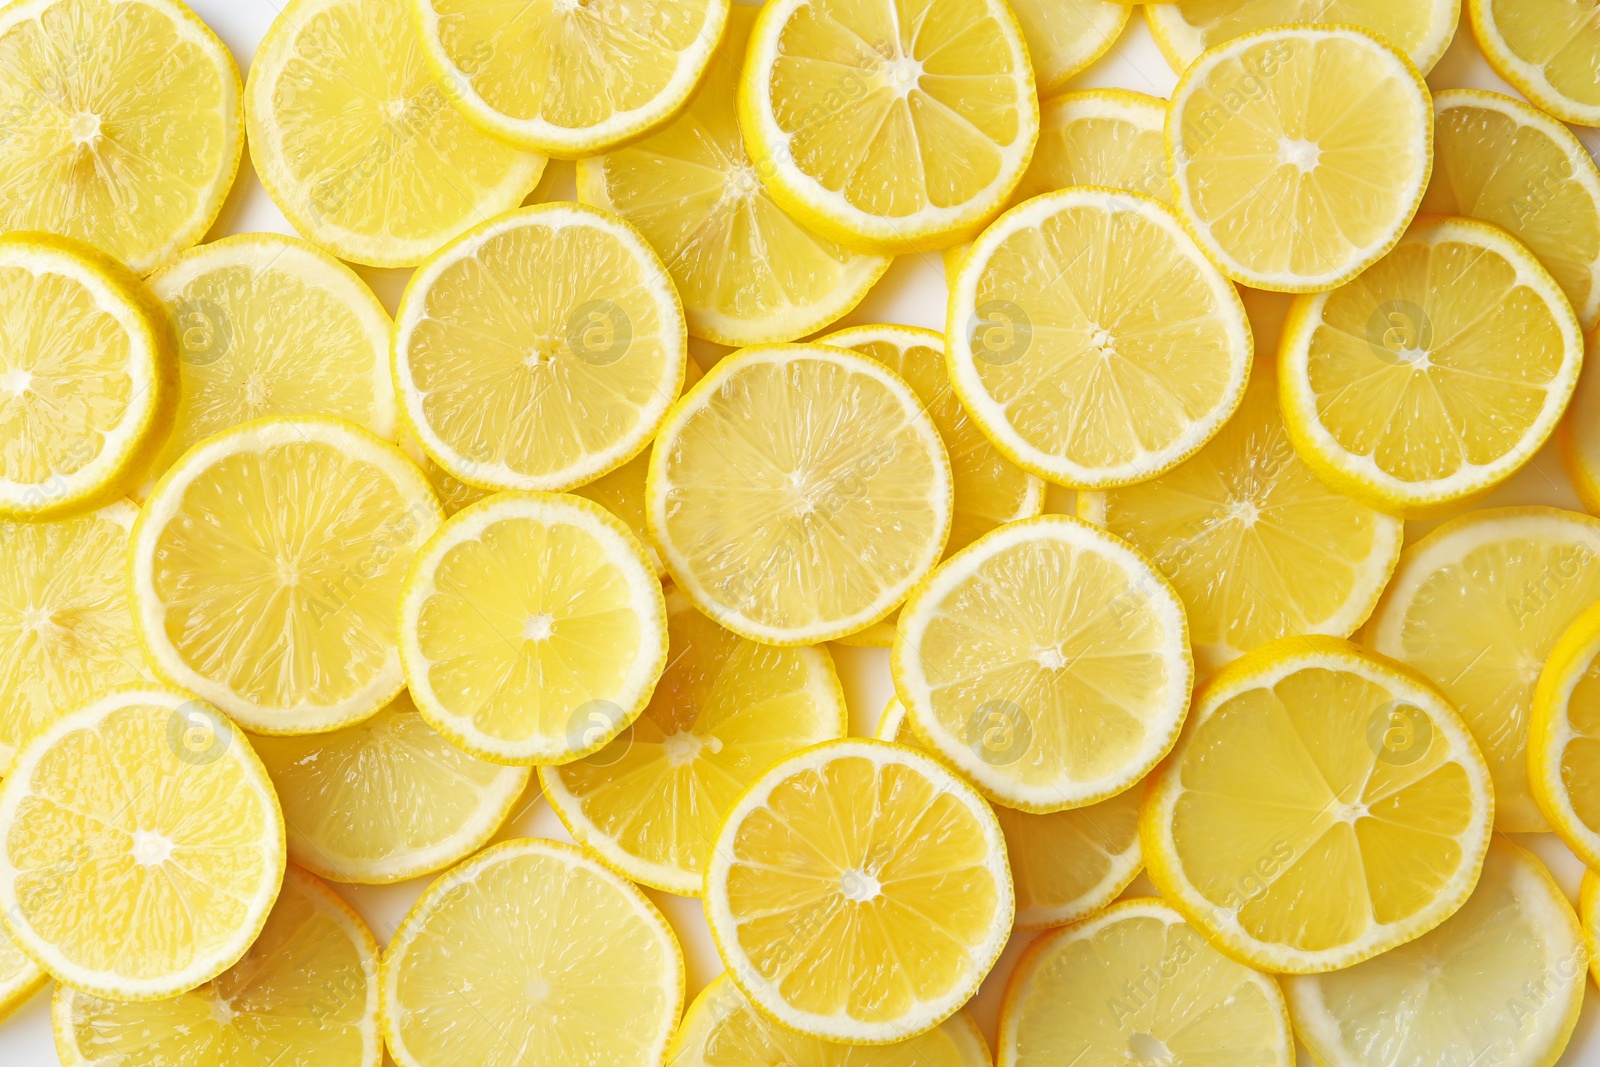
(1468, 0), (1600, 128)
(1024, 0), (1130, 97)
(1531, 600), (1600, 868)
(1561, 328), (1600, 514)
(0, 947), (44, 1027)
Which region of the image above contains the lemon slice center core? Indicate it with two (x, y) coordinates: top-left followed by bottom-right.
(1277, 136), (1321, 173)
(662, 730), (720, 766)
(68, 111), (102, 147)
(882, 58), (924, 95)
(1, 368), (30, 396)
(840, 868), (882, 903)
(1129, 1031), (1172, 1064)
(129, 829), (174, 867)
(522, 612), (556, 642)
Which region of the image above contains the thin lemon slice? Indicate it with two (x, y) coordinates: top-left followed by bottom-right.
(1564, 333), (1600, 515)
(1141, 636), (1493, 974)
(878, 698), (1141, 929)
(412, 0), (728, 157)
(1279, 216), (1582, 516)
(998, 898), (1294, 1067)
(0, 233), (176, 520)
(894, 515), (1193, 812)
(0, 0), (242, 274)
(947, 188), (1252, 489)
(131, 417), (443, 735)
(1424, 89), (1600, 332)
(705, 738), (1012, 1043)
(647, 345), (952, 646)
(1145, 0), (1458, 75)
(573, 449), (664, 575)
(577, 7), (889, 346)
(1368, 507), (1600, 832)
(400, 431), (487, 516)
(251, 691), (530, 884)
(1532, 602), (1600, 870)
(1081, 358), (1403, 676)
(52, 865), (381, 1067)
(1469, 0), (1600, 127)
(1166, 26), (1433, 292)
(381, 838), (684, 1067)
(245, 0), (545, 268)
(400, 492), (668, 765)
(144, 233), (395, 487)
(669, 974), (991, 1067)
(0, 686), (285, 1000)
(1583, 869), (1600, 986)
(1286, 839), (1587, 1067)
(736, 0), (1039, 253)
(395, 202), (685, 493)
(0, 928), (43, 1024)
(541, 587), (844, 894)
(0, 501), (147, 775)
(1010, 0), (1128, 96)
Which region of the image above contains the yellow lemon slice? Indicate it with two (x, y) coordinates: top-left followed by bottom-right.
(394, 202), (685, 494)
(1141, 636), (1494, 974)
(647, 345), (952, 645)
(1469, 0), (1600, 128)
(411, 0), (728, 157)
(878, 698), (1142, 930)
(1563, 333), (1600, 515)
(577, 7), (889, 346)
(251, 690), (530, 884)
(1010, 0), (1128, 96)
(947, 187), (1252, 489)
(1368, 506), (1600, 832)
(1145, 0), (1459, 75)
(669, 974), (991, 1067)
(0, 686), (285, 1000)
(1279, 215), (1583, 516)
(1166, 26), (1433, 292)
(400, 431), (488, 516)
(997, 898), (1294, 1067)
(1583, 869), (1600, 986)
(894, 515), (1193, 812)
(1080, 358), (1403, 676)
(704, 738), (1012, 1043)
(245, 0), (545, 268)
(0, 233), (176, 521)
(1532, 601), (1600, 870)
(381, 838), (684, 1067)
(52, 865), (381, 1067)
(144, 232), (395, 487)
(0, 0), (242, 274)
(542, 587), (844, 894)
(1424, 89), (1600, 332)
(400, 492), (668, 765)
(0, 928), (43, 1024)
(573, 449), (665, 575)
(131, 417), (443, 735)
(737, 0), (1039, 253)
(1286, 839), (1587, 1067)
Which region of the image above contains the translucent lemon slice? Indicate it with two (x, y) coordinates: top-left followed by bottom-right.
(52, 866), (380, 1066)
(1141, 636), (1494, 974)
(1562, 333), (1600, 515)
(1469, 0), (1600, 128)
(704, 738), (1012, 1043)
(1010, 0), (1128, 96)
(1145, 0), (1459, 75)
(394, 202), (686, 493)
(1532, 602), (1600, 870)
(0, 928), (43, 1024)
(400, 431), (488, 516)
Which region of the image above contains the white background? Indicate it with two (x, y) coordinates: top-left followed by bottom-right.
(4, 1), (1600, 1064)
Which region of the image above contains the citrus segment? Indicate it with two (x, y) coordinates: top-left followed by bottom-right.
(1009, 0), (1128, 95)
(0, 928), (43, 1024)
(1146, 0), (1459, 74)
(1469, 0), (1600, 127)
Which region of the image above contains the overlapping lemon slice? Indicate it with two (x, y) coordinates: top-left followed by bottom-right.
(1009, 0), (1128, 96)
(1141, 636), (1493, 974)
(0, 929), (42, 1024)
(1469, 0), (1600, 127)
(1564, 332), (1600, 515)
(1145, 0), (1459, 75)
(1532, 602), (1600, 870)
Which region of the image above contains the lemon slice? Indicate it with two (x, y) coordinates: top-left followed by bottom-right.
(1424, 89), (1600, 332)
(576, 8), (889, 346)
(0, 233), (177, 521)
(245, 0), (545, 268)
(1286, 839), (1587, 1067)
(1141, 635), (1493, 974)
(1167, 26), (1433, 292)
(412, 0), (728, 157)
(669, 974), (991, 1067)
(400, 492), (668, 765)
(400, 431), (488, 516)
(1583, 870), (1600, 986)
(1563, 335), (1600, 515)
(1080, 358), (1403, 676)
(395, 202), (685, 493)
(1010, 0), (1128, 96)
(998, 898), (1294, 1067)
(1469, 0), (1600, 127)
(0, 501), (148, 776)
(947, 187), (1252, 489)
(737, 0), (1039, 253)
(0, 929), (43, 1024)
(52, 865), (381, 1067)
(0, 0), (242, 274)
(572, 450), (665, 575)
(1532, 602), (1600, 870)
(877, 698), (1141, 929)
(894, 515), (1193, 812)
(1368, 507), (1600, 833)
(131, 417), (443, 735)
(541, 587), (845, 894)
(647, 345), (952, 645)
(705, 738), (1012, 1043)
(0, 686), (285, 1000)
(251, 691), (530, 884)
(1279, 216), (1583, 516)
(1145, 0), (1459, 75)
(381, 838), (684, 1067)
